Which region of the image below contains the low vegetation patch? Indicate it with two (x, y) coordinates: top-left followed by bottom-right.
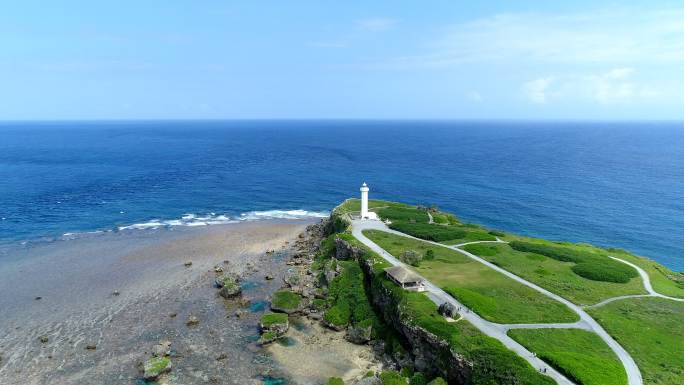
(378, 206), (430, 223)
(389, 221), (466, 242)
(324, 260), (383, 334)
(588, 297), (684, 385)
(509, 241), (638, 283)
(508, 328), (627, 385)
(260, 312), (288, 328)
(270, 290), (301, 313)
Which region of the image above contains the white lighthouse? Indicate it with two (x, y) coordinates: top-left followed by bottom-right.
(359, 182), (378, 220)
(360, 182), (369, 218)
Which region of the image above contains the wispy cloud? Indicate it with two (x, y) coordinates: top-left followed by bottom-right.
(522, 68), (659, 105)
(355, 18), (398, 32)
(373, 7), (684, 69)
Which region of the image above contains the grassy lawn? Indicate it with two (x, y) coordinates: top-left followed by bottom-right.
(508, 328), (627, 385)
(463, 243), (646, 306)
(364, 230), (578, 324)
(335, 198), (413, 216)
(587, 297), (684, 385)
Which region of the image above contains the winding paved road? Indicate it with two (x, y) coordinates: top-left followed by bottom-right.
(352, 219), (643, 385)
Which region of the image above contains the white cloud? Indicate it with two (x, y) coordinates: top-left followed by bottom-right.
(523, 78), (554, 104)
(522, 68), (659, 105)
(374, 7), (684, 69)
(355, 18), (398, 32)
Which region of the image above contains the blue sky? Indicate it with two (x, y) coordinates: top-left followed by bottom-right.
(1, 1), (683, 120)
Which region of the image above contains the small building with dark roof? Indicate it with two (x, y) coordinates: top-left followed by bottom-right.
(385, 266), (425, 291)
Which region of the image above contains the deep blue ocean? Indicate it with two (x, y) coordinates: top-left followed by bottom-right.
(1, 120), (683, 270)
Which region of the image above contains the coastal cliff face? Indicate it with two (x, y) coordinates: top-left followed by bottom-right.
(335, 237), (473, 384)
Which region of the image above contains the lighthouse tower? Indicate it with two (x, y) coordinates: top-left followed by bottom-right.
(360, 182), (370, 219)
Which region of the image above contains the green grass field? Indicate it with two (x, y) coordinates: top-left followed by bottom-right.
(508, 328), (627, 385)
(364, 230), (578, 324)
(463, 243), (646, 305)
(587, 297), (684, 385)
(335, 198), (413, 216)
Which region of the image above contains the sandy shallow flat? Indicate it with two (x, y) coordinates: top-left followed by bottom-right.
(0, 220), (313, 385)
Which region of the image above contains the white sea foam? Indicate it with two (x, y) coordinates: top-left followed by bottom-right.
(116, 209), (328, 232)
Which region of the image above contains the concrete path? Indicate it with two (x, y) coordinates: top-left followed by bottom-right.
(426, 211), (434, 224)
(610, 256), (684, 302)
(352, 220), (576, 385)
(451, 239), (506, 248)
(352, 219), (643, 385)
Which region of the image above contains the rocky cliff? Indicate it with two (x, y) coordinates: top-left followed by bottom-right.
(335, 237), (473, 384)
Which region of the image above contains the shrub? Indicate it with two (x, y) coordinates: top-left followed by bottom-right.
(380, 371), (407, 385)
(427, 378), (447, 385)
(572, 262), (638, 283)
(400, 250), (422, 266)
(424, 249), (435, 260)
(409, 372), (427, 385)
(389, 221), (467, 242)
(324, 305), (350, 326)
(327, 377), (344, 385)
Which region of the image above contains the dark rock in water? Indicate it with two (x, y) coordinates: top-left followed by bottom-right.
(308, 312), (323, 321)
(216, 353), (228, 361)
(85, 344), (97, 350)
(184, 261), (193, 267)
(39, 335), (49, 343)
(152, 341), (172, 357)
(265, 274), (274, 280)
(215, 274), (242, 298)
(112, 290), (120, 296)
(186, 315), (200, 326)
(346, 324), (372, 345)
(143, 356), (172, 380)
(34, 296), (42, 300)
(169, 312), (177, 318)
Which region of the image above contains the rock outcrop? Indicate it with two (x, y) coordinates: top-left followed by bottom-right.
(215, 273), (242, 298)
